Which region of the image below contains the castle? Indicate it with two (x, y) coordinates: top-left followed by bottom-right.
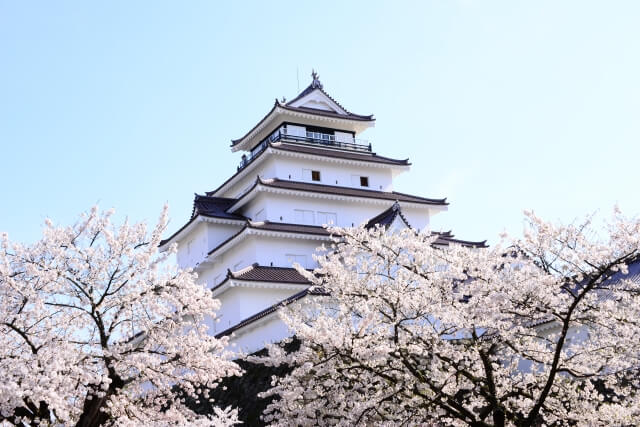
(159, 72), (485, 353)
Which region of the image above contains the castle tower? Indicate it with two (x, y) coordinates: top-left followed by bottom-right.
(160, 72), (485, 353)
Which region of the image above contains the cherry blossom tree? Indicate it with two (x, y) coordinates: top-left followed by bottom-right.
(259, 208), (640, 426)
(0, 206), (241, 426)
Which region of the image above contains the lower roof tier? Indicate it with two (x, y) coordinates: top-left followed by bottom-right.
(160, 182), (448, 248)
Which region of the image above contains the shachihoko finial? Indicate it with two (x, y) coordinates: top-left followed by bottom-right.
(311, 69), (323, 89)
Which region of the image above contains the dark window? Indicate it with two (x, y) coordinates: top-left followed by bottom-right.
(360, 176), (369, 187)
(311, 170), (321, 182)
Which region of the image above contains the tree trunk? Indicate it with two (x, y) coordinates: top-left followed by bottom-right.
(75, 375), (124, 427)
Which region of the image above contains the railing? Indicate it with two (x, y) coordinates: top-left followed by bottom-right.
(237, 128), (372, 171)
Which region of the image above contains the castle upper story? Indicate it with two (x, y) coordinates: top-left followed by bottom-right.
(231, 71), (375, 154)
(160, 73), (463, 273)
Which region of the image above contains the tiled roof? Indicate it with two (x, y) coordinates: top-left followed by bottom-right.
(206, 143), (410, 198)
(231, 75), (374, 148)
(432, 231), (488, 248)
(249, 221), (330, 235)
(159, 195), (245, 247)
(215, 286), (327, 338)
(273, 142), (409, 166)
(191, 194), (245, 220)
(364, 202), (411, 229)
(284, 72), (372, 119)
(231, 100), (374, 147)
(253, 178), (448, 206)
(279, 103), (373, 121)
(364, 204), (487, 248)
(207, 221), (330, 257)
(229, 264), (311, 284)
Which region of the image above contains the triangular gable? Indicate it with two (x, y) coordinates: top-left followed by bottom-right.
(388, 211), (412, 232)
(287, 87), (348, 114)
(286, 71), (350, 115)
(365, 201), (412, 231)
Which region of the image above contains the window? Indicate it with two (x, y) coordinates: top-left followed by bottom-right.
(304, 169), (321, 182)
(351, 175), (369, 187)
(317, 212), (337, 226)
(286, 254), (307, 269)
(294, 209), (315, 225)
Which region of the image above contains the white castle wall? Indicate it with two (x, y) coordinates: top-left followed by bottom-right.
(213, 286), (302, 333)
(176, 222), (242, 270)
(220, 156), (278, 200)
(225, 313), (292, 354)
(270, 156), (395, 192)
(241, 193), (432, 230)
(199, 234), (327, 288)
(174, 199), (434, 274)
(216, 150), (402, 199)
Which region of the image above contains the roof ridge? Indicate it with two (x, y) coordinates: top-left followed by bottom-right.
(229, 262), (258, 277)
(285, 71), (356, 115)
(248, 178), (448, 207)
(206, 144), (410, 198)
(250, 264), (313, 272)
(364, 202), (411, 230)
(256, 220), (326, 228)
(194, 193), (237, 202)
(391, 189), (448, 204)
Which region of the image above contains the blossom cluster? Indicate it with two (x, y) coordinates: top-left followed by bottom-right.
(0, 206), (240, 426)
(259, 208), (640, 426)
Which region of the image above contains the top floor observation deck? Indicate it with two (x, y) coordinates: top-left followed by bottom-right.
(231, 71), (375, 153)
(237, 124), (372, 171)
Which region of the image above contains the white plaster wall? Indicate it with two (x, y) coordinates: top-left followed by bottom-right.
(286, 125), (306, 137)
(215, 287), (303, 332)
(240, 193), (433, 229)
(253, 236), (325, 269)
(207, 222), (243, 252)
(272, 156), (394, 191)
(217, 148), (407, 200)
(224, 296), (328, 355)
(200, 238), (256, 287)
(176, 222), (208, 269)
(401, 206), (432, 231)
(334, 131), (353, 143)
(176, 222), (243, 270)
(226, 314), (292, 355)
(201, 234), (326, 287)
(220, 156), (278, 199)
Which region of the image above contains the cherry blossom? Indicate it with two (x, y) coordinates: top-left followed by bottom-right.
(0, 206), (241, 426)
(259, 208), (640, 426)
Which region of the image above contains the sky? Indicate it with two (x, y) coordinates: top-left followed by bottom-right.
(1, 1), (639, 245)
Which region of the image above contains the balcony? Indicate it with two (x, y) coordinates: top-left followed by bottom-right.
(237, 127), (371, 171)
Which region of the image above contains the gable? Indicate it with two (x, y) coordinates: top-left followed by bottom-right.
(287, 89), (348, 115)
(388, 212), (412, 232)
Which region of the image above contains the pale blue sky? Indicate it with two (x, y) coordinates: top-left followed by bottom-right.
(1, 1), (639, 244)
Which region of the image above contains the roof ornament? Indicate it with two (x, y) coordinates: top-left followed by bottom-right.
(280, 96), (287, 103)
(311, 69), (323, 89)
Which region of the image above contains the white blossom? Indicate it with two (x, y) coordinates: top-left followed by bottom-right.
(258, 208), (640, 426)
(0, 206), (241, 426)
